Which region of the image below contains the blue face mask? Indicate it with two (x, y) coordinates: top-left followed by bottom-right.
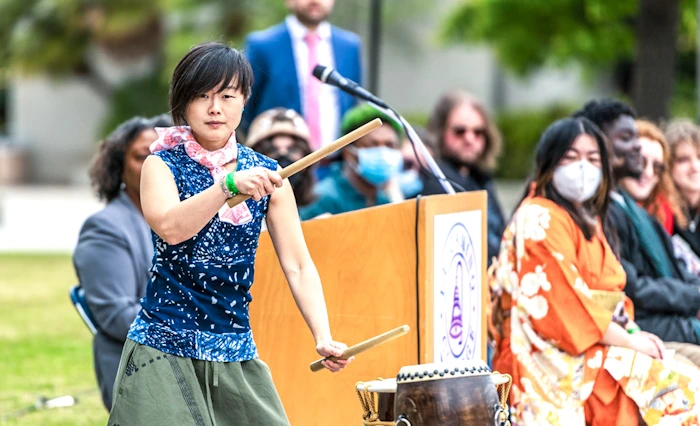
(397, 169), (424, 197)
(353, 146), (402, 186)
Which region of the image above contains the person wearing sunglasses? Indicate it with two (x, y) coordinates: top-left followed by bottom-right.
(619, 119), (685, 236)
(421, 90), (505, 265)
(576, 99), (700, 366)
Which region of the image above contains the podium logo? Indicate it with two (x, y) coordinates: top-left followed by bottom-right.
(439, 222), (479, 360)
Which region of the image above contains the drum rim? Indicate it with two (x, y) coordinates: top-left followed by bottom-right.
(492, 373), (509, 386)
(396, 361), (492, 383)
(356, 378), (397, 393)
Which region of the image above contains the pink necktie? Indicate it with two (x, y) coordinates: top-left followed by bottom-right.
(303, 32), (322, 150)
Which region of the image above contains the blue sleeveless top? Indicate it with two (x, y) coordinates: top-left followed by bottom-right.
(127, 144), (277, 362)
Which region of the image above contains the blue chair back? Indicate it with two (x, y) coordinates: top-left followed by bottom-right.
(69, 285), (99, 335)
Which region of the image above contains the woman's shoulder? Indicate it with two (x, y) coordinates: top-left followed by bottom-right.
(152, 145), (186, 163)
(77, 205), (129, 247)
(150, 146), (191, 182)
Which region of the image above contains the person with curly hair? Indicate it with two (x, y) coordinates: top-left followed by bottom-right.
(73, 113), (172, 410)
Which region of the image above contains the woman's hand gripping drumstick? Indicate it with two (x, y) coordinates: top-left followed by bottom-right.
(310, 325), (411, 372)
(226, 118), (383, 207)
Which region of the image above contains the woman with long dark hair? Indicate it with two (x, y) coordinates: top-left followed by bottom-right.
(490, 117), (700, 425)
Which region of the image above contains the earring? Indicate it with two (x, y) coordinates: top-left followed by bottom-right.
(242, 107), (246, 112)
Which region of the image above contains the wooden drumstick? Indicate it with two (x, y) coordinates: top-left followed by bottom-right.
(226, 118), (383, 208)
(309, 324), (410, 372)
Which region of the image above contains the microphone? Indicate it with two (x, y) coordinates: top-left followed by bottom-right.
(312, 65), (389, 108)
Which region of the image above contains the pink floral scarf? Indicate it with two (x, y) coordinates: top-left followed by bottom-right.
(151, 126), (253, 226)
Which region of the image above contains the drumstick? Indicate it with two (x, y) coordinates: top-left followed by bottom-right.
(226, 118), (383, 208)
(310, 325), (410, 372)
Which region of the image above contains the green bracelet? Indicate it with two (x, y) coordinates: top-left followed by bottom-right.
(627, 325), (641, 334)
(225, 172), (238, 195)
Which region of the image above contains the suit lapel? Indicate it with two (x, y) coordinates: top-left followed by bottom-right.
(278, 24), (302, 113)
(330, 27), (351, 119)
(330, 28), (348, 80)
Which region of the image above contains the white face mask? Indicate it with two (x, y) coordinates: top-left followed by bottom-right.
(552, 160), (602, 203)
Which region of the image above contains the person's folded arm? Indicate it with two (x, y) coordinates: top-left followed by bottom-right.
(622, 259), (700, 317)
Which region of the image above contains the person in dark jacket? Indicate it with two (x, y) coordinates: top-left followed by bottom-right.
(575, 99), (700, 365)
(73, 114), (171, 410)
(421, 90), (505, 265)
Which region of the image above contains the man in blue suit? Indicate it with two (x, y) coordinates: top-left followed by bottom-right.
(242, 0), (362, 151)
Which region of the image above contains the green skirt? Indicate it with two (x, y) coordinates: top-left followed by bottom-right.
(108, 339), (290, 426)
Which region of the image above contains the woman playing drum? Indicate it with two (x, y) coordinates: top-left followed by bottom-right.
(108, 42), (352, 426)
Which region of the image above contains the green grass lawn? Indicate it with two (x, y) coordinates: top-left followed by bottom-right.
(0, 254), (108, 425)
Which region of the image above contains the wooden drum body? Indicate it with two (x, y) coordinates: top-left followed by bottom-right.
(394, 361), (504, 426)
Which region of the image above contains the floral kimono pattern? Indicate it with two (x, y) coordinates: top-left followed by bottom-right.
(491, 197), (700, 426)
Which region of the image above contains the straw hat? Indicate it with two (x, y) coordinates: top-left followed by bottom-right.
(246, 108), (311, 148)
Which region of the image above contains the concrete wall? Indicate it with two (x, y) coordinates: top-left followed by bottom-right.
(10, 76), (108, 184)
(7, 45), (157, 184)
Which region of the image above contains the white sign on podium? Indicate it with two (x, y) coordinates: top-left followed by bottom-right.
(433, 210), (483, 362)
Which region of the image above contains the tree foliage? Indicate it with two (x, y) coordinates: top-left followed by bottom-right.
(442, 0), (697, 119)
(442, 0), (698, 75)
(442, 0), (643, 75)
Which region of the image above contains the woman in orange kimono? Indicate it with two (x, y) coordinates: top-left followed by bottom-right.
(490, 117), (700, 426)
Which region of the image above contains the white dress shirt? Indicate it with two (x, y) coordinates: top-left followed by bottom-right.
(286, 15), (340, 147)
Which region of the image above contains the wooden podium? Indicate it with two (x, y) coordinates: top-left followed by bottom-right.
(250, 191), (488, 425)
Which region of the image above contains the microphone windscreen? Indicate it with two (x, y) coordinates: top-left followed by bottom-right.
(312, 65), (327, 81)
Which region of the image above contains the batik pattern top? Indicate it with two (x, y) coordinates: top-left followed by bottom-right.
(491, 197), (700, 426)
(128, 144), (277, 362)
